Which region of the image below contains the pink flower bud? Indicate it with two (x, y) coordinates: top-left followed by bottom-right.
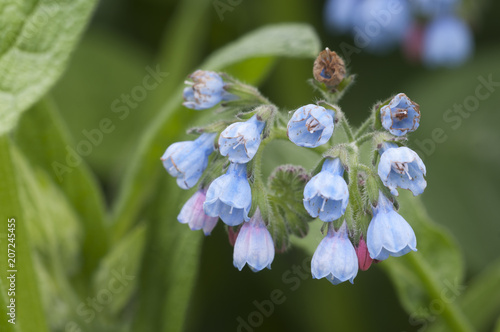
(178, 189), (218, 235)
(227, 226), (241, 247)
(355, 236), (374, 271)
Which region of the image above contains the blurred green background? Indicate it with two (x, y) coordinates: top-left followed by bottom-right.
(27, 0), (500, 330)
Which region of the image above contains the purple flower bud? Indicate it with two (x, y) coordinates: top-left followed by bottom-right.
(178, 189), (218, 235)
(183, 70), (229, 110)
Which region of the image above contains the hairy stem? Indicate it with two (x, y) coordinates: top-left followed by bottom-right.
(354, 117), (373, 139)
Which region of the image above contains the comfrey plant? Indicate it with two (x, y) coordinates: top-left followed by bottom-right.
(161, 48), (427, 284)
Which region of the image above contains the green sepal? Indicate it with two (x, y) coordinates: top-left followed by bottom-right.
(372, 96), (393, 131)
(308, 74), (356, 104)
(267, 165), (314, 251)
(220, 73), (271, 106)
(364, 172), (381, 207)
(198, 154), (227, 189)
(323, 143), (353, 170)
(186, 120), (231, 136)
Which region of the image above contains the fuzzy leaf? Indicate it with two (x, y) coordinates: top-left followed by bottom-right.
(91, 224), (146, 319)
(0, 0), (98, 134)
(0, 136), (49, 332)
(13, 99), (109, 277)
(268, 165), (313, 250)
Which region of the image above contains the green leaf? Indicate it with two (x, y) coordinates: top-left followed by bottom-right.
(8, 141), (92, 330)
(202, 23), (320, 70)
(131, 179), (204, 332)
(495, 317), (500, 332)
(268, 164), (314, 250)
(0, 136), (49, 332)
(380, 191), (464, 316)
(91, 224), (146, 320)
(0, 0), (98, 135)
(427, 258), (500, 332)
(224, 57), (276, 86)
(111, 23), (322, 242)
(13, 99), (109, 277)
(14, 148), (83, 277)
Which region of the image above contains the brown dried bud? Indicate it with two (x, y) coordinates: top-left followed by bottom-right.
(313, 48), (346, 87)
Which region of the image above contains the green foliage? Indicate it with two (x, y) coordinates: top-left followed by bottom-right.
(268, 165), (313, 250)
(13, 99), (109, 278)
(380, 192), (471, 331)
(91, 224), (146, 323)
(0, 137), (49, 332)
(427, 258), (500, 332)
(0, 0), (98, 135)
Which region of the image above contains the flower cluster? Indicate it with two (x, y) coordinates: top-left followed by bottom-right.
(285, 87), (425, 284)
(323, 0), (473, 68)
(162, 70), (276, 272)
(160, 49), (427, 285)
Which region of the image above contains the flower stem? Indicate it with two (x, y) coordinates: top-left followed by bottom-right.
(250, 137), (272, 218)
(354, 117), (373, 139)
(345, 150), (364, 225)
(406, 253), (475, 332)
(355, 132), (375, 147)
(337, 113), (355, 143)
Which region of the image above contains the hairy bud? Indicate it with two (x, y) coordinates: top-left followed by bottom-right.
(313, 48), (346, 88)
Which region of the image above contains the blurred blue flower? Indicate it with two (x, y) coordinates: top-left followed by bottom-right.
(287, 104), (334, 148)
(178, 189), (218, 235)
(233, 208), (275, 272)
(311, 221), (358, 285)
(412, 0), (459, 17)
(219, 115), (266, 163)
(203, 163), (251, 226)
(367, 192), (417, 260)
(183, 70), (228, 110)
(161, 132), (216, 190)
(378, 142), (427, 196)
(303, 158), (349, 222)
(381, 93), (421, 136)
(422, 15), (473, 68)
(323, 0), (360, 34)
(352, 0), (412, 53)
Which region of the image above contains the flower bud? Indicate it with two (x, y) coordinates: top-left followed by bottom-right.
(227, 226), (241, 247)
(313, 48), (346, 88)
(355, 236), (373, 271)
(178, 189), (218, 235)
